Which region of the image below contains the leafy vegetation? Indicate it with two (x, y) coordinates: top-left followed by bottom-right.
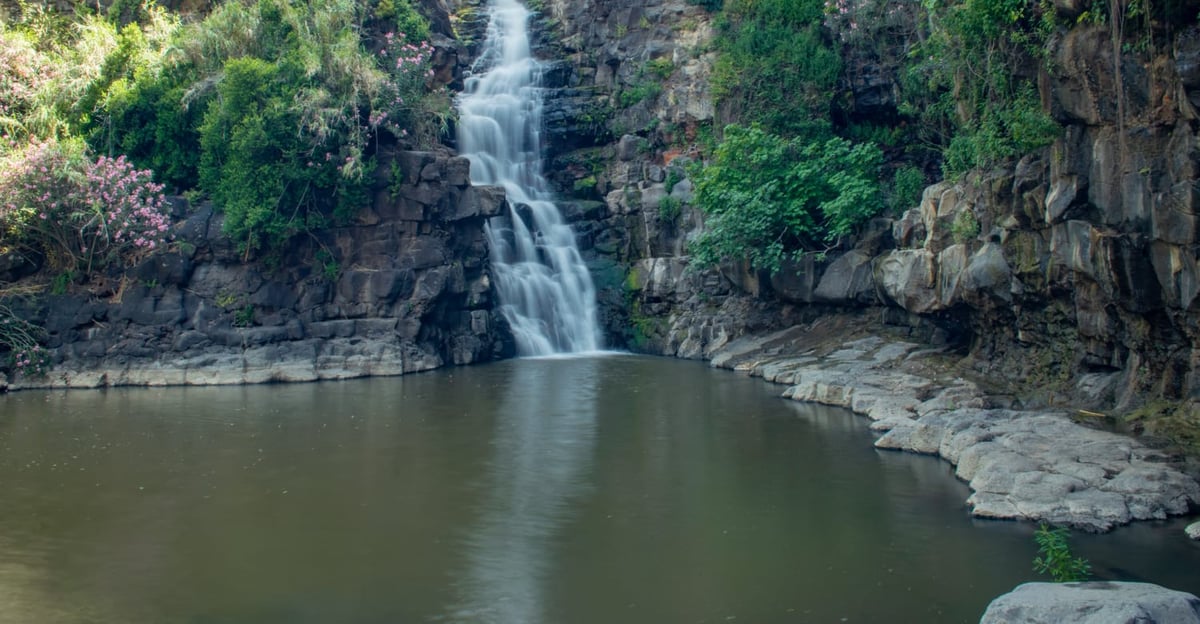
(901, 0), (1060, 178)
(0, 0), (446, 377)
(1, 0), (445, 266)
(1033, 524), (1091, 583)
(711, 0), (838, 138)
(689, 0), (886, 272)
(889, 165), (927, 211)
(0, 137), (170, 274)
(0, 302), (50, 379)
(689, 125), (882, 274)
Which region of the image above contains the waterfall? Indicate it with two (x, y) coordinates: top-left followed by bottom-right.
(457, 0), (602, 356)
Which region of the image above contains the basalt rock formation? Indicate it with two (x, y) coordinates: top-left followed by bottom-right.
(520, 0), (1200, 447)
(6, 149), (511, 389)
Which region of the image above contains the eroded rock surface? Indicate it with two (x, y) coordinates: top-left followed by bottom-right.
(980, 582), (1200, 624)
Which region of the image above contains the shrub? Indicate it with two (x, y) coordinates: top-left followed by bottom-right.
(689, 124), (882, 274)
(711, 0), (839, 138)
(902, 1), (1061, 178)
(0, 28), (60, 145)
(0, 302), (50, 379)
(183, 0), (438, 257)
(0, 137), (170, 274)
(890, 164), (927, 211)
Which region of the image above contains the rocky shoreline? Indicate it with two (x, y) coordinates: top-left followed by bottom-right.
(702, 315), (1200, 533)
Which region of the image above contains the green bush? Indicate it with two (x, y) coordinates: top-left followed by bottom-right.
(903, 1), (1061, 179)
(689, 125), (882, 274)
(890, 165), (927, 211)
(711, 0), (838, 138)
(175, 0), (439, 255)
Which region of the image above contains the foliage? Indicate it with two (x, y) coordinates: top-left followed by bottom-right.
(1033, 524), (1091, 583)
(0, 27), (61, 145)
(0, 137), (170, 274)
(233, 304), (256, 327)
(314, 248), (340, 282)
(0, 302), (50, 378)
(646, 57), (674, 81)
(658, 196), (682, 222)
(949, 208), (980, 243)
(903, 0), (1060, 178)
(939, 87), (1059, 178)
(665, 167), (684, 194)
(689, 125), (882, 274)
(889, 165), (926, 211)
(711, 0), (839, 138)
(165, 0), (438, 257)
(618, 82), (663, 108)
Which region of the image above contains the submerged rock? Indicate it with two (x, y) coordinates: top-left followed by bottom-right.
(980, 582), (1200, 624)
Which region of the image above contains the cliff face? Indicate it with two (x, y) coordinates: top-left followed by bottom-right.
(524, 1), (1200, 428)
(7, 149), (510, 389)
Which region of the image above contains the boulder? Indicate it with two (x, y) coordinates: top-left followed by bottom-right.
(874, 249), (939, 314)
(814, 250), (877, 304)
(980, 582), (1200, 624)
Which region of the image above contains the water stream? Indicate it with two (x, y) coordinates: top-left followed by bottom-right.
(457, 0), (602, 356)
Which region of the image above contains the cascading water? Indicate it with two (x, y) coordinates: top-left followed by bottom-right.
(457, 0), (602, 356)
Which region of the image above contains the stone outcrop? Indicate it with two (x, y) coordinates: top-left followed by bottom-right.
(5, 149), (511, 389)
(596, 17), (1200, 444)
(980, 582), (1200, 624)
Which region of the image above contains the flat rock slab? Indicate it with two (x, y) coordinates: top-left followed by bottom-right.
(709, 323), (1200, 532)
(980, 582), (1200, 624)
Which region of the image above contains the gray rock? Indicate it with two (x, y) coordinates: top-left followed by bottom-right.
(961, 243), (1013, 305)
(813, 250), (876, 304)
(874, 249), (939, 313)
(980, 582), (1200, 624)
(1187, 521), (1200, 540)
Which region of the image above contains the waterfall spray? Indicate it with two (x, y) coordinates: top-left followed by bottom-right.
(457, 0), (602, 356)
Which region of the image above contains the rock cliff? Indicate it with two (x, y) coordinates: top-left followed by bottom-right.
(519, 0), (1200, 452)
(6, 148), (511, 389)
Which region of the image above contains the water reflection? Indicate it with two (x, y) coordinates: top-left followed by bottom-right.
(448, 357), (601, 623)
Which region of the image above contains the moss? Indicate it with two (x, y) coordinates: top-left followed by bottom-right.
(628, 299), (666, 351)
(1124, 401), (1200, 457)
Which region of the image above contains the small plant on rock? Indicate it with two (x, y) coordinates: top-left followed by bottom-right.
(0, 303), (50, 378)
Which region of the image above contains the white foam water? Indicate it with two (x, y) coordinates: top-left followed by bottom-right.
(456, 0), (602, 356)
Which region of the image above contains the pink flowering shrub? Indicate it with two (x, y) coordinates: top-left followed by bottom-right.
(372, 32), (437, 140)
(0, 138), (170, 274)
(0, 303), (49, 379)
